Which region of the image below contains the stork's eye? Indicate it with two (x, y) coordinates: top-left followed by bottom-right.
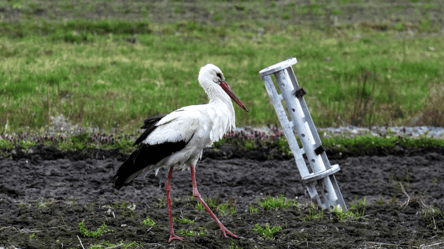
(216, 73), (222, 79)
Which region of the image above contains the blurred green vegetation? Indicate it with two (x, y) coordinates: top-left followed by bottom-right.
(1, 19), (443, 134)
(0, 0), (443, 135)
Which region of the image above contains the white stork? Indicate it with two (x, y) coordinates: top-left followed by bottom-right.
(114, 64), (249, 242)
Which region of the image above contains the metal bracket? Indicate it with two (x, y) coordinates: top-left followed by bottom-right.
(314, 145), (325, 155)
(259, 58), (347, 211)
(294, 88), (306, 99)
(302, 164), (341, 184)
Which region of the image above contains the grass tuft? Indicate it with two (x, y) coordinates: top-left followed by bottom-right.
(174, 218), (195, 224)
(79, 219), (114, 238)
(217, 200), (236, 216)
(195, 196), (218, 211)
(249, 205), (258, 213)
(176, 229), (197, 236)
(195, 202), (205, 211)
(252, 223), (281, 240)
(258, 194), (294, 210)
(333, 198), (366, 221)
(143, 217), (155, 227)
(89, 240), (140, 249)
(302, 203), (324, 221)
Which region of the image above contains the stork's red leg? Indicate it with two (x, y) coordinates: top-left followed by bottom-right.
(190, 165), (239, 238)
(166, 167), (183, 242)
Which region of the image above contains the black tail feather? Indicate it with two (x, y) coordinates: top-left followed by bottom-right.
(114, 141), (187, 189)
(114, 144), (150, 190)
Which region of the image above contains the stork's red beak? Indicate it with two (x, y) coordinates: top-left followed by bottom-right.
(220, 81), (249, 112)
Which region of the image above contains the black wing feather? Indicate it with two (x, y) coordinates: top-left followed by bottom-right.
(133, 115), (165, 146)
(114, 115), (188, 190)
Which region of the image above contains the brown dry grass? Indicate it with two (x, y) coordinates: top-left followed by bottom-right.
(414, 82), (444, 127)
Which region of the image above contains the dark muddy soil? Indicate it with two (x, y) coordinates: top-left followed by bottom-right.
(1, 146), (444, 248)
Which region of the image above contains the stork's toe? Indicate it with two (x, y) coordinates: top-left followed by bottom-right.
(168, 234), (184, 242)
(220, 227), (239, 238)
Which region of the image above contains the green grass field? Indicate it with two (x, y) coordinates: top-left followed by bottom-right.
(1, 0), (443, 134)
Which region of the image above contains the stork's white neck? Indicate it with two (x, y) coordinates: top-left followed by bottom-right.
(206, 85), (236, 131)
(209, 91), (235, 114)
(197, 64), (237, 132)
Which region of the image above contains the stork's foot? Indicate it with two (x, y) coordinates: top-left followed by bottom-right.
(168, 234), (184, 242)
(219, 225), (239, 239)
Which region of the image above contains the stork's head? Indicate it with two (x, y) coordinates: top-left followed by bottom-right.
(198, 64), (249, 112)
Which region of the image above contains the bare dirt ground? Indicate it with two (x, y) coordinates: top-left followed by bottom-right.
(1, 146), (444, 248)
